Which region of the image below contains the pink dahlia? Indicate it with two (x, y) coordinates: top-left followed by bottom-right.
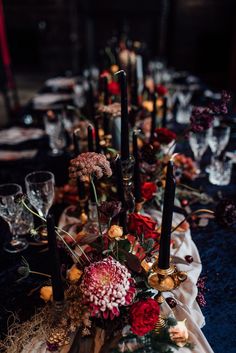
(69, 152), (112, 181)
(80, 256), (136, 319)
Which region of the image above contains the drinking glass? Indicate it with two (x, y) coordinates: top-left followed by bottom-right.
(44, 111), (66, 156)
(25, 171), (55, 241)
(189, 130), (209, 174)
(175, 91), (192, 124)
(209, 156), (232, 185)
(208, 125), (231, 157)
(0, 183), (28, 253)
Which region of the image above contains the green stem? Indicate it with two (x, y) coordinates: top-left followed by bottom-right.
(90, 176), (104, 244)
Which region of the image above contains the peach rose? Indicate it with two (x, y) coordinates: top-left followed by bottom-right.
(169, 319), (189, 347)
(108, 225), (123, 239)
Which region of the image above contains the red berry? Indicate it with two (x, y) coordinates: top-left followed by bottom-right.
(166, 297), (177, 308)
(185, 255), (193, 263)
(181, 199), (189, 206)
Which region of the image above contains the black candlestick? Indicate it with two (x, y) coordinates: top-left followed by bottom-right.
(158, 161), (176, 270)
(131, 63), (138, 107)
(150, 93), (157, 142)
(88, 82), (95, 122)
(162, 96), (167, 128)
(46, 214), (64, 302)
(116, 70), (129, 160)
(94, 118), (101, 153)
(87, 125), (94, 152)
(103, 76), (110, 135)
(133, 131), (142, 202)
(115, 155), (127, 233)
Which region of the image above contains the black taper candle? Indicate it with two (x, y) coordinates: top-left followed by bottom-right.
(117, 70), (129, 160)
(103, 76), (110, 135)
(133, 131), (142, 202)
(162, 96), (168, 128)
(103, 76), (109, 105)
(131, 63), (138, 107)
(46, 214), (64, 302)
(88, 81), (95, 122)
(158, 160), (176, 270)
(87, 125), (94, 152)
(150, 93), (157, 143)
(94, 118), (101, 153)
(115, 155), (128, 233)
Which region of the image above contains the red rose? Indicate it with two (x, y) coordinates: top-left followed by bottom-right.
(154, 127), (176, 145)
(141, 182), (157, 201)
(155, 84), (168, 96)
(108, 81), (120, 96)
(128, 213), (157, 237)
(130, 298), (160, 336)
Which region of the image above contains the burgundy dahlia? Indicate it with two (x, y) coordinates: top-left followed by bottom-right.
(190, 107), (214, 132)
(80, 256), (136, 319)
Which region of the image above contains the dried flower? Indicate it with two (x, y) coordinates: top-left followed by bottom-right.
(190, 107), (214, 132)
(40, 286), (53, 302)
(80, 256), (136, 319)
(173, 154), (197, 181)
(98, 201), (122, 219)
(67, 265), (83, 283)
(108, 225), (123, 239)
(154, 128), (176, 144)
(69, 152), (112, 181)
(215, 199), (236, 227)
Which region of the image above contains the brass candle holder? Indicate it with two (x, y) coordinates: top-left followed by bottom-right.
(148, 258), (187, 330)
(148, 259), (187, 303)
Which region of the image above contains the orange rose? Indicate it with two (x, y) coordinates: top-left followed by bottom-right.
(108, 225), (123, 239)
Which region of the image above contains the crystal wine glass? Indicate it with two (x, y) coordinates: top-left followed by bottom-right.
(44, 111), (66, 156)
(25, 171), (55, 241)
(208, 125), (231, 157)
(0, 183), (28, 253)
(189, 130), (210, 174)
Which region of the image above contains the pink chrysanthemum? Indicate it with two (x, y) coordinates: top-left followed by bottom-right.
(80, 256), (136, 319)
(69, 152), (112, 181)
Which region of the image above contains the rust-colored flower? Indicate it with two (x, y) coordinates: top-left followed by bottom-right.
(69, 152), (112, 181)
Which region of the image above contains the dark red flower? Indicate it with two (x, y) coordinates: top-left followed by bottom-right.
(108, 81), (120, 96)
(209, 90), (231, 115)
(190, 107), (214, 132)
(154, 128), (176, 144)
(155, 84), (168, 96)
(130, 298), (160, 336)
(128, 213), (157, 237)
(141, 182), (157, 201)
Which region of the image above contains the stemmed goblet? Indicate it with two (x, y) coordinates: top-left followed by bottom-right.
(0, 183), (28, 253)
(44, 111), (66, 156)
(189, 130), (210, 175)
(25, 171), (55, 242)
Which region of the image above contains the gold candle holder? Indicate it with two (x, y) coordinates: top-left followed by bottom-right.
(148, 258), (187, 329)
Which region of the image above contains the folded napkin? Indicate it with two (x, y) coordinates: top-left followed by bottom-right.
(0, 127), (44, 145)
(0, 149), (38, 161)
(45, 77), (77, 88)
(33, 93), (72, 109)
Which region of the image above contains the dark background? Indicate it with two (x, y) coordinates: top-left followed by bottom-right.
(3, 0), (236, 92)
